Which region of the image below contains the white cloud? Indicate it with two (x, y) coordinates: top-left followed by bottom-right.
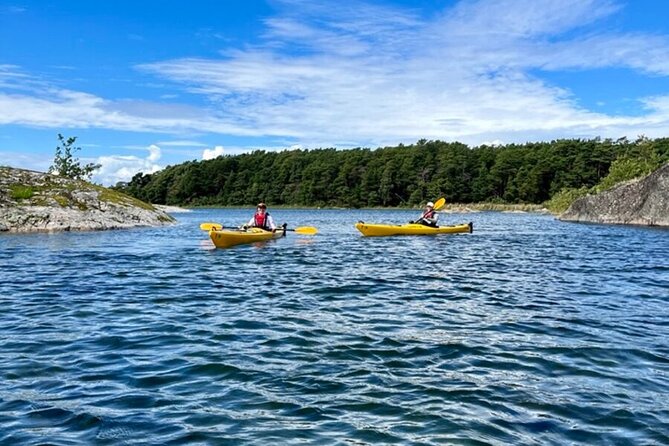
(480, 139), (505, 147)
(3, 0), (669, 149)
(0, 150), (52, 172)
(202, 145), (225, 160)
(0, 67), (255, 136)
(2, 6), (27, 13)
(156, 140), (208, 147)
(92, 144), (163, 186)
(147, 144), (161, 162)
(134, 0), (669, 145)
(440, 0), (621, 38)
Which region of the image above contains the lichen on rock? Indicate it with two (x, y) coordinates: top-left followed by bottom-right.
(0, 166), (175, 233)
(559, 163), (669, 226)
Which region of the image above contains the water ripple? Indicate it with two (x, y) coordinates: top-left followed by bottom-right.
(1, 210), (668, 444)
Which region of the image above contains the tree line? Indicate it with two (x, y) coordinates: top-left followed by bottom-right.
(113, 137), (669, 208)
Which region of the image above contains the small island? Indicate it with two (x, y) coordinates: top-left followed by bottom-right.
(0, 166), (175, 233)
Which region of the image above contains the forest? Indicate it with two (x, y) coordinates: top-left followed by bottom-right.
(114, 136), (669, 209)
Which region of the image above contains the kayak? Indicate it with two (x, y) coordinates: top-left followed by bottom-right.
(355, 221), (473, 237)
(209, 227), (285, 248)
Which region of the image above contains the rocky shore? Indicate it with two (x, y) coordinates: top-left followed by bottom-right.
(0, 166), (175, 233)
(560, 163), (669, 226)
(153, 204), (192, 213)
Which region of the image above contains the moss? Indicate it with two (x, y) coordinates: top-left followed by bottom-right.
(96, 185), (155, 210)
(31, 196), (50, 206)
(53, 195), (70, 207)
(10, 184), (35, 200)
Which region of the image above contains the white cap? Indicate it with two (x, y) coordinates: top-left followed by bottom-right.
(426, 201), (434, 207)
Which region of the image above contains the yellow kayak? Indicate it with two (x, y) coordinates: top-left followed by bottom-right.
(209, 227), (285, 248)
(355, 221), (473, 237)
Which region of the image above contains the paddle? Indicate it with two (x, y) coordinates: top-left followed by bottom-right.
(411, 197), (446, 224)
(200, 222), (223, 231)
(285, 226), (318, 235)
(433, 197), (446, 211)
(200, 222), (317, 235)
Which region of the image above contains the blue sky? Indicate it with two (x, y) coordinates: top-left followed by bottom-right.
(2, 0), (669, 185)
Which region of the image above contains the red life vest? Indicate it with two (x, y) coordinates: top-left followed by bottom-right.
(254, 212), (270, 230)
(422, 209), (435, 219)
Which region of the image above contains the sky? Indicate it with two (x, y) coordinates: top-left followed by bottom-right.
(2, 0), (669, 185)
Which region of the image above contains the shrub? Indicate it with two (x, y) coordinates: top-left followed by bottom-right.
(48, 134), (101, 181)
(593, 156), (661, 193)
(10, 184), (34, 200)
(544, 186), (589, 214)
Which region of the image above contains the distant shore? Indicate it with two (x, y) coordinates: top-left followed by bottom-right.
(186, 202), (552, 213)
(440, 203), (550, 213)
(153, 204), (192, 213)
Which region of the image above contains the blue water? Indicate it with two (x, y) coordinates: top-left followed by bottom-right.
(1, 209), (668, 445)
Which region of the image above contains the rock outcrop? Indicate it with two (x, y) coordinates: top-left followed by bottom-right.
(0, 166), (175, 232)
(559, 163), (669, 226)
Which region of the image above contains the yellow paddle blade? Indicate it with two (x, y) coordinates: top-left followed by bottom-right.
(433, 197), (446, 211)
(200, 222), (222, 231)
(293, 226), (318, 235)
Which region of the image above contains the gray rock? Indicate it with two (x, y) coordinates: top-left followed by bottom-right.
(559, 162), (669, 226)
(0, 166), (175, 233)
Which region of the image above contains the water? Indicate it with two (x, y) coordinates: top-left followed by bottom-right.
(1, 209), (668, 445)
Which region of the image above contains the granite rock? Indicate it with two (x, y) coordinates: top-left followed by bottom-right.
(559, 163), (669, 226)
(0, 166), (175, 233)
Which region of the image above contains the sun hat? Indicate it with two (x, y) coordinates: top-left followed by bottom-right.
(426, 201), (434, 207)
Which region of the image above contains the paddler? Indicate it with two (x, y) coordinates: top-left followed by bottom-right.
(411, 201), (439, 227)
(243, 202), (277, 232)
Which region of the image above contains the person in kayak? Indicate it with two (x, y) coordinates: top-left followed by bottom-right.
(243, 202), (277, 232)
(411, 201), (439, 227)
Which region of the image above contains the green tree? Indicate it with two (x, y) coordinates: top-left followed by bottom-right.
(49, 134), (101, 181)
(115, 136), (667, 208)
(594, 138), (662, 193)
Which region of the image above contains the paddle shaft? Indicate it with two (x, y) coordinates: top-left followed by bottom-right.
(413, 197), (445, 225)
(200, 222), (317, 235)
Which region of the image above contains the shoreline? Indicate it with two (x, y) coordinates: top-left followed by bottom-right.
(441, 203), (550, 213)
(183, 202), (553, 213)
(153, 204), (193, 213)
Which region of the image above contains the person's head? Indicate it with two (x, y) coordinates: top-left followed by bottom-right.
(257, 202), (267, 213)
(426, 201), (434, 209)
